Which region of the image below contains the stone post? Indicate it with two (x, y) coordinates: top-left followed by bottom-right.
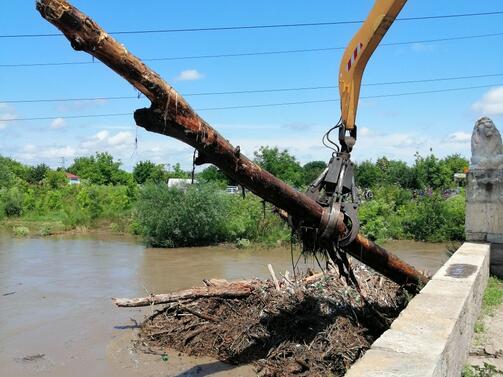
(465, 117), (503, 277)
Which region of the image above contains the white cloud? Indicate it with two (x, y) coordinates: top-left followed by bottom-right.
(80, 130), (134, 150)
(446, 131), (471, 143)
(108, 131), (134, 146)
(472, 86), (503, 115)
(50, 117), (66, 129)
(0, 103), (17, 129)
(175, 69), (204, 81)
(96, 130), (109, 140)
(17, 144), (76, 163)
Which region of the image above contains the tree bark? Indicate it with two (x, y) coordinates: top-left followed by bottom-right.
(36, 0), (429, 291)
(113, 282), (256, 307)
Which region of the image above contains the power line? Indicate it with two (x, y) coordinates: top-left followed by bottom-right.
(3, 72), (503, 104)
(2, 83), (501, 122)
(2, 31), (502, 68)
(2, 10), (503, 38)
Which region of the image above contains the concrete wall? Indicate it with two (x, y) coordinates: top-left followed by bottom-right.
(345, 242), (490, 377)
(466, 169), (503, 243)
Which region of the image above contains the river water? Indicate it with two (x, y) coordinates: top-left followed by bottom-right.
(0, 232), (449, 377)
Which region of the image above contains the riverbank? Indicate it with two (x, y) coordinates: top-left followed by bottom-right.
(465, 277), (503, 375)
(1, 218), (131, 238)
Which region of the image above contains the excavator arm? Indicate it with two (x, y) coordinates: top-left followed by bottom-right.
(300, 1), (408, 259)
(338, 0), (407, 152)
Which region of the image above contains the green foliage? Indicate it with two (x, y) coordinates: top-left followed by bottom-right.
(358, 186), (465, 243)
(135, 183), (229, 247)
(0, 156), (28, 187)
(134, 183), (290, 247)
(302, 161), (327, 186)
(482, 277), (503, 316)
(356, 153), (466, 190)
(402, 194), (448, 242)
(254, 146), (303, 187)
(26, 163), (49, 184)
(167, 163), (189, 179)
(45, 170), (67, 189)
(413, 153), (450, 190)
(1, 187), (24, 216)
(235, 238), (251, 249)
(77, 186), (103, 220)
(39, 225), (53, 237)
(133, 160), (167, 184)
(462, 363), (503, 377)
(198, 165), (229, 185)
(46, 190), (63, 210)
(13, 226), (29, 237)
(68, 152), (131, 185)
(0, 152), (468, 245)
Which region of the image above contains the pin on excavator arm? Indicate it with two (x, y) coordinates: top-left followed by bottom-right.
(338, 0), (407, 152)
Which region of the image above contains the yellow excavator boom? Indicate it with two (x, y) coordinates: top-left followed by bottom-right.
(338, 0), (407, 148)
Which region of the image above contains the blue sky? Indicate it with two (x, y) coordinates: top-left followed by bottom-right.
(1, 1), (503, 171)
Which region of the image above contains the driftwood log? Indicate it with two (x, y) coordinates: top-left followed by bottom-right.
(113, 281), (256, 307)
(37, 0), (429, 291)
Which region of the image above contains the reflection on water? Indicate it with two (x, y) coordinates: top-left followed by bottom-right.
(0, 231), (450, 377)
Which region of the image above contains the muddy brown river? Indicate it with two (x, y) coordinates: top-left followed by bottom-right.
(0, 232), (449, 377)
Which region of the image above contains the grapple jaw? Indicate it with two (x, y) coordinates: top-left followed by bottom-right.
(301, 151), (360, 250)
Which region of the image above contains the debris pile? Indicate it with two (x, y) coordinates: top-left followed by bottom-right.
(130, 266), (407, 376)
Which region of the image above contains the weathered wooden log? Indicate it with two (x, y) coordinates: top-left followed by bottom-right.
(37, 0), (429, 291)
(113, 282), (256, 307)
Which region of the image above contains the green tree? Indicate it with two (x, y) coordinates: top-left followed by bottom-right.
(45, 170), (68, 189)
(133, 160), (166, 184)
(166, 163), (189, 179)
(198, 165), (229, 185)
(253, 146), (303, 187)
(0, 163), (15, 188)
(68, 152), (131, 185)
(441, 154), (469, 187)
(0, 156), (28, 184)
(26, 163), (49, 184)
(413, 153), (450, 190)
(76, 185), (103, 219)
(355, 160), (381, 188)
(384, 160), (415, 188)
(0, 187), (24, 216)
(302, 161), (327, 186)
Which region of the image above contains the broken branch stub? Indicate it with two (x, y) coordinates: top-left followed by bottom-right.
(36, 0), (429, 291)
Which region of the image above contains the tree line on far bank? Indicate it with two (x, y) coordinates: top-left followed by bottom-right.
(0, 147), (468, 245)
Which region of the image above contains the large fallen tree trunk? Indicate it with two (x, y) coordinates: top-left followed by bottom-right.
(37, 0), (429, 291)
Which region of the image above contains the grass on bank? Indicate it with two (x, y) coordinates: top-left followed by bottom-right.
(462, 277), (503, 377)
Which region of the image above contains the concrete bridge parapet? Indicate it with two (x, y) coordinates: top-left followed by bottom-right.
(345, 242), (490, 377)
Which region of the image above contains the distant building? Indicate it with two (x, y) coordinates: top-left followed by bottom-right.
(226, 186), (240, 194)
(454, 173), (467, 186)
(167, 178), (196, 189)
(65, 172), (80, 185)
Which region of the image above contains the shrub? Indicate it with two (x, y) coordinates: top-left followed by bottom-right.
(135, 183), (230, 247)
(1, 187), (24, 216)
(13, 226), (29, 237)
(77, 185), (103, 219)
(39, 225), (53, 237)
